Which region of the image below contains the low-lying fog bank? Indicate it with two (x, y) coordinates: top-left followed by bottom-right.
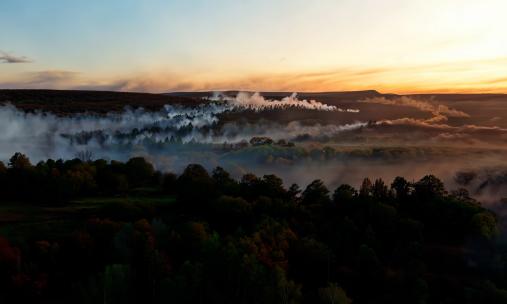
(1, 91), (507, 205)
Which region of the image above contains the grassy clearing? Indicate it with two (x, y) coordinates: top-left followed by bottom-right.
(71, 195), (175, 207)
(0, 195), (176, 226)
(0, 194), (177, 242)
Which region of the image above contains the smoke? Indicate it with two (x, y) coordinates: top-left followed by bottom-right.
(354, 96), (507, 142)
(0, 99), (365, 163)
(1, 92), (507, 206)
(358, 96), (470, 118)
(360, 96), (471, 128)
(376, 116), (507, 134)
(211, 92), (359, 112)
(210, 121), (367, 143)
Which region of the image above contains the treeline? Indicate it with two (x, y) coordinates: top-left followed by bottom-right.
(0, 152), (160, 203)
(0, 89), (199, 114)
(0, 153), (506, 303)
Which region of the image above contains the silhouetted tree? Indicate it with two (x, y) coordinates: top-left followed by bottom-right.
(471, 212), (498, 239)
(211, 195), (251, 231)
(372, 178), (389, 200)
(414, 175), (446, 199)
(261, 174), (286, 199)
(450, 188), (476, 204)
(125, 157), (154, 188)
(333, 184), (357, 204)
(302, 180), (331, 206)
(212, 166), (238, 196)
(240, 173), (261, 200)
(161, 172), (177, 194)
(9, 152), (31, 169)
(359, 178), (373, 197)
(177, 164), (215, 204)
(391, 176), (411, 199)
(287, 184), (302, 203)
(318, 283), (352, 304)
(75, 150), (94, 162)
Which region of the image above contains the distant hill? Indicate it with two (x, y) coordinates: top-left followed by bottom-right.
(2, 89), (506, 115)
(0, 89), (200, 114)
(166, 90), (390, 106)
(0, 89), (390, 114)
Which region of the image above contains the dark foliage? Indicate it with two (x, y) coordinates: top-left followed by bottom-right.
(0, 153), (505, 303)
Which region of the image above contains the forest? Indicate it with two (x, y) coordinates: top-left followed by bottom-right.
(0, 152), (506, 303)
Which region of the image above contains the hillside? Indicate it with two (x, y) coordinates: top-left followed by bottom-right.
(0, 89), (200, 114)
(166, 90), (389, 105)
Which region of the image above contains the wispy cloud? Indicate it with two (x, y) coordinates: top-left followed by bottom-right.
(0, 50), (31, 63)
(25, 70), (78, 84)
(0, 70), (79, 89)
(1, 57), (507, 93)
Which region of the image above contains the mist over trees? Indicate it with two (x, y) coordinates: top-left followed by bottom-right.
(0, 153), (506, 303)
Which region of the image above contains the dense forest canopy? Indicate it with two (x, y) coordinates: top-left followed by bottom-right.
(0, 152), (506, 303)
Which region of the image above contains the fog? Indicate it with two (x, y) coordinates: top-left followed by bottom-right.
(1, 92), (507, 205)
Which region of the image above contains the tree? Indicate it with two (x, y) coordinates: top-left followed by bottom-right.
(318, 283), (352, 304)
(302, 180), (331, 206)
(75, 150), (94, 162)
(125, 157), (154, 187)
(289, 238), (332, 287)
(0, 161), (6, 194)
(212, 166), (232, 184)
(97, 170), (129, 195)
(0, 161), (6, 174)
(391, 176), (411, 199)
(161, 172), (177, 194)
(104, 264), (133, 304)
(241, 173), (260, 188)
(372, 178), (389, 200)
(273, 266), (302, 304)
(414, 175), (446, 199)
(211, 195), (251, 231)
(8, 152), (31, 170)
(357, 244), (382, 279)
(471, 212), (498, 239)
(177, 164), (215, 203)
(287, 184), (302, 203)
(450, 188), (476, 204)
(212, 166), (238, 195)
(359, 178), (373, 197)
(261, 174), (286, 199)
(333, 184), (357, 203)
(240, 173), (261, 200)
(0, 236), (20, 272)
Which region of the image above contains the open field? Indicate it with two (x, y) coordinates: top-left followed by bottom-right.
(0, 194), (175, 226)
(0, 89), (200, 114)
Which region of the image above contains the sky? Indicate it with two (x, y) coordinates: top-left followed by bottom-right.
(1, 0), (507, 93)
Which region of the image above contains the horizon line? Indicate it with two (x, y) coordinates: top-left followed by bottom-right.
(1, 88), (507, 95)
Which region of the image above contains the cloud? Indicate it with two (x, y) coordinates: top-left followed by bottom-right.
(0, 51), (31, 63)
(0, 70), (80, 89)
(1, 56), (507, 93)
(25, 70), (79, 84)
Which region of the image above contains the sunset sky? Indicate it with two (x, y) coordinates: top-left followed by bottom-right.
(1, 0), (506, 93)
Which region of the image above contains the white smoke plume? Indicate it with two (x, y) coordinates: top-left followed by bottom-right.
(211, 92), (360, 112)
(196, 121), (367, 144)
(1, 98), (507, 207)
(359, 96), (469, 118)
(357, 96), (480, 133)
(0, 102), (365, 163)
